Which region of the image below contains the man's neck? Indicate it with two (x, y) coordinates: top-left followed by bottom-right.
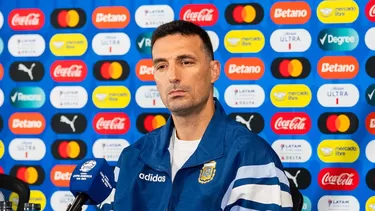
(171, 99), (215, 141)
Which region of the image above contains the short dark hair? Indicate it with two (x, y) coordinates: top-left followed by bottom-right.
(151, 20), (214, 60)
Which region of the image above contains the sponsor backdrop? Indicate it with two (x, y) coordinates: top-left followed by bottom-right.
(0, 0), (375, 210)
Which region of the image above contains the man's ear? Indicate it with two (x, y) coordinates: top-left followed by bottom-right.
(210, 60), (220, 83)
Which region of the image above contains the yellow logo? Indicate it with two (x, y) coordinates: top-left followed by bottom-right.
(317, 0), (359, 23)
(9, 192), (19, 210)
(0, 140), (4, 159)
(366, 196), (375, 211)
(198, 161), (216, 184)
(50, 33), (88, 56)
(270, 84), (311, 108)
(92, 86), (131, 108)
(318, 139), (359, 163)
(29, 190), (47, 210)
(224, 30), (265, 53)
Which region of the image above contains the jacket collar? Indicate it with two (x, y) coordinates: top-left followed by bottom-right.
(140, 98), (226, 175)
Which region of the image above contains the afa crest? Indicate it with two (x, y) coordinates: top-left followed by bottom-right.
(198, 161), (216, 184)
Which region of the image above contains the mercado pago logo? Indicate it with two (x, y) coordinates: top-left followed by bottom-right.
(318, 28), (359, 51)
(10, 87), (45, 108)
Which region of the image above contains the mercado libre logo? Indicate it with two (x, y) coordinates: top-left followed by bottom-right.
(49, 33), (88, 56)
(317, 0), (359, 24)
(10, 87), (45, 108)
(224, 30), (265, 53)
(10, 165), (45, 185)
(318, 112), (359, 134)
(50, 8), (86, 28)
(225, 3), (264, 25)
(136, 113), (170, 134)
(271, 57), (310, 79)
(93, 60), (130, 81)
(51, 140), (87, 160)
(318, 28), (359, 51)
(317, 139), (359, 163)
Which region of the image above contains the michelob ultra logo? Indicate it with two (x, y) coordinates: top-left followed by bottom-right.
(50, 33), (88, 56)
(318, 139), (359, 163)
(10, 87), (45, 108)
(92, 86), (131, 108)
(224, 30), (265, 53)
(317, 0), (359, 24)
(318, 28), (358, 51)
(270, 84), (311, 108)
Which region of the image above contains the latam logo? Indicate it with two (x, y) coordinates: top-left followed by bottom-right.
(180, 4), (218, 26)
(270, 1), (311, 25)
(92, 139), (129, 162)
(51, 113), (87, 134)
(92, 6), (130, 29)
(366, 56), (375, 78)
(8, 138), (46, 161)
(317, 84), (359, 107)
(271, 57), (310, 79)
(93, 60), (130, 81)
(50, 60), (87, 82)
(271, 139), (312, 163)
(224, 58), (264, 80)
(93, 112), (130, 135)
(10, 61), (44, 82)
(50, 165), (76, 187)
(10, 165), (45, 185)
(135, 5), (174, 28)
(225, 3), (264, 25)
(50, 8), (86, 29)
(366, 0), (375, 22)
(318, 195), (360, 211)
(8, 34), (45, 57)
(318, 112), (358, 134)
(8, 8), (45, 30)
(52, 140), (87, 160)
(136, 59), (154, 81)
(271, 112), (311, 135)
(8, 112), (45, 135)
(228, 112), (264, 134)
(224, 85), (265, 108)
(317, 56), (359, 79)
(50, 86), (88, 109)
(318, 168), (359, 191)
(136, 113), (169, 134)
(270, 29), (311, 52)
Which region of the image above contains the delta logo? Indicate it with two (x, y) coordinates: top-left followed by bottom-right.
(8, 112), (46, 135)
(318, 28), (359, 51)
(317, 56), (359, 79)
(317, 0), (359, 24)
(318, 168), (359, 191)
(50, 165), (76, 187)
(366, 56), (375, 78)
(318, 112), (358, 134)
(366, 1), (375, 22)
(92, 6), (130, 29)
(270, 1), (311, 25)
(10, 165), (45, 185)
(317, 139), (359, 163)
(224, 58), (264, 80)
(365, 112), (375, 135)
(50, 60), (87, 82)
(93, 60), (130, 81)
(50, 8), (86, 28)
(136, 59), (154, 81)
(225, 3), (264, 25)
(93, 112), (130, 135)
(271, 57), (310, 79)
(51, 140), (87, 160)
(8, 8), (45, 30)
(180, 4), (219, 26)
(271, 112), (311, 135)
(136, 113), (170, 134)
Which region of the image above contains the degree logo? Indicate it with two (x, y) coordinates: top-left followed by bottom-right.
(10, 165), (45, 185)
(93, 60), (130, 81)
(92, 86), (131, 109)
(136, 32), (152, 54)
(92, 6), (130, 29)
(317, 0), (359, 24)
(50, 165), (76, 187)
(51, 8), (86, 29)
(225, 3), (264, 25)
(318, 28), (359, 51)
(318, 140), (359, 163)
(366, 56), (375, 78)
(224, 58), (264, 80)
(317, 56), (359, 79)
(224, 30), (265, 53)
(51, 140), (87, 160)
(136, 113), (170, 134)
(49, 33), (88, 56)
(318, 112), (358, 134)
(271, 57), (310, 79)
(136, 59), (154, 81)
(10, 86), (45, 108)
(270, 84), (312, 108)
(365, 84), (375, 106)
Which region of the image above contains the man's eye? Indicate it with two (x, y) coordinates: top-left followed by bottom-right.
(157, 65), (166, 70)
(182, 61), (194, 65)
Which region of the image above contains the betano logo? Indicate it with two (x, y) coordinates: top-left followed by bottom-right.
(10, 165), (44, 185)
(318, 28), (359, 51)
(92, 86), (131, 108)
(136, 113), (170, 134)
(92, 6), (130, 29)
(271, 57), (310, 79)
(366, 112), (375, 135)
(318, 139), (359, 163)
(317, 56), (359, 79)
(9, 112), (45, 134)
(224, 30), (265, 53)
(50, 33), (88, 56)
(10, 87), (45, 108)
(318, 112), (359, 134)
(136, 59), (154, 81)
(93, 60), (130, 81)
(225, 3), (264, 25)
(224, 57), (264, 80)
(51, 8), (86, 28)
(270, 1), (311, 25)
(52, 140), (87, 160)
(317, 0), (359, 24)
(0, 63), (3, 80)
(29, 190), (47, 210)
(50, 165), (76, 187)
(270, 84), (312, 108)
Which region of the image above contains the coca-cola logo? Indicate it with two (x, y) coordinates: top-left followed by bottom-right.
(8, 8), (44, 30)
(366, 1), (375, 21)
(318, 168), (359, 191)
(179, 4), (219, 26)
(271, 112), (311, 135)
(50, 60), (87, 82)
(93, 112), (130, 135)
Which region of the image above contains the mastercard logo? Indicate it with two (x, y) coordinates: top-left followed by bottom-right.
(225, 3), (264, 25)
(10, 165), (44, 185)
(51, 8), (86, 29)
(0, 63), (3, 80)
(51, 140), (87, 160)
(271, 57), (310, 79)
(136, 113), (170, 134)
(318, 112), (358, 134)
(0, 166), (3, 174)
(93, 60), (130, 81)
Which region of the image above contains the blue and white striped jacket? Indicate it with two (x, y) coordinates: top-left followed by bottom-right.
(98, 98), (293, 211)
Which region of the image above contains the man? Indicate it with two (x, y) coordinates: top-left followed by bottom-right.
(98, 20), (294, 211)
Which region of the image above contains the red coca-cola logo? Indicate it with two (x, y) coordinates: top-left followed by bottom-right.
(179, 4), (219, 26)
(271, 112), (311, 135)
(50, 60), (87, 82)
(366, 1), (375, 22)
(93, 113), (130, 135)
(8, 8), (44, 30)
(318, 168), (359, 190)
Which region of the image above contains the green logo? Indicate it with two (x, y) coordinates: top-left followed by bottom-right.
(302, 195), (311, 211)
(136, 32), (152, 54)
(10, 87), (45, 108)
(366, 84), (375, 106)
(318, 28), (358, 51)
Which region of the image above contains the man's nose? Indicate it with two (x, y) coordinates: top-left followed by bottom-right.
(168, 63), (180, 83)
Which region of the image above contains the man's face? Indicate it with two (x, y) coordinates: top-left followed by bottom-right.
(152, 34), (220, 115)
